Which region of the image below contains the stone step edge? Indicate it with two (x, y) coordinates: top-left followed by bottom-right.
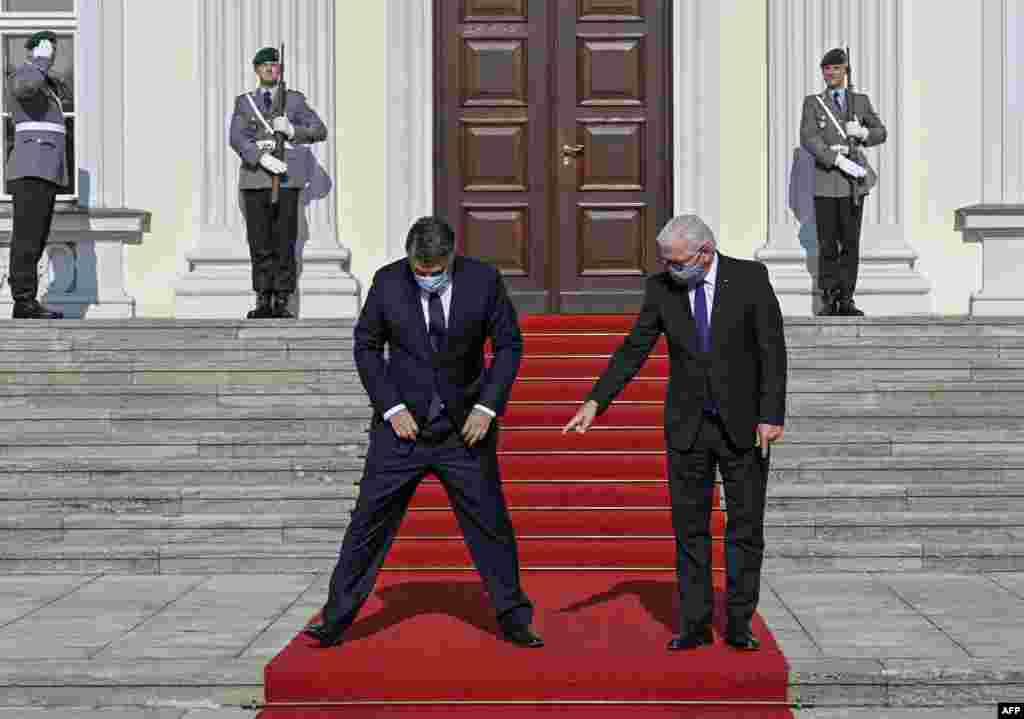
(2, 540), (1023, 557)
(5, 510), (1024, 530)
(3, 482), (1021, 499)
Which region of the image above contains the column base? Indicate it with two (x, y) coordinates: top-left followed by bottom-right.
(174, 249), (361, 319)
(757, 225), (933, 316)
(969, 293), (1024, 316)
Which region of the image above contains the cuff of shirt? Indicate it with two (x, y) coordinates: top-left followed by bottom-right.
(383, 404), (406, 421)
(760, 417), (785, 427)
(473, 404), (496, 418)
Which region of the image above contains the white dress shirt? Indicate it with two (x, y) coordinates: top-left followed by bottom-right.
(688, 251), (719, 327)
(382, 278), (496, 421)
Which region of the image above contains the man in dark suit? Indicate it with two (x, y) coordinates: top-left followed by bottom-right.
(305, 217), (542, 649)
(564, 215), (787, 652)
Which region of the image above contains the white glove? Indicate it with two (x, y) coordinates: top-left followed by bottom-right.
(255, 139), (277, 152)
(831, 145), (850, 157)
(259, 153), (287, 175)
(272, 115), (295, 139)
(845, 120), (869, 141)
(835, 155), (867, 179)
(32, 39), (55, 60)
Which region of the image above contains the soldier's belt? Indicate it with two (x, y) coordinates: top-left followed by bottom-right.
(15, 121), (66, 134)
(829, 144), (846, 151)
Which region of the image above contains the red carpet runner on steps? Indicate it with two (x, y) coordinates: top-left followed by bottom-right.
(260, 315), (793, 718)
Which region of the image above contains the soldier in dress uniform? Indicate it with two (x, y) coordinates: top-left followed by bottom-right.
(5, 30), (69, 320)
(229, 46), (327, 319)
(800, 47), (887, 317)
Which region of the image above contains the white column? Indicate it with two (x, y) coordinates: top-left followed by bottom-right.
(672, 0), (721, 229)
(385, 0), (433, 264)
(174, 0), (358, 318)
(756, 0), (930, 316)
(981, 0), (1024, 204)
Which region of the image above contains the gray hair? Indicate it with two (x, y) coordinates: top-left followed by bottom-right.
(655, 214), (717, 254)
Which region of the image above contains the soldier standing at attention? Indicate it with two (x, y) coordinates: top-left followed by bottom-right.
(229, 47), (327, 319)
(800, 48), (887, 317)
(6, 30), (68, 320)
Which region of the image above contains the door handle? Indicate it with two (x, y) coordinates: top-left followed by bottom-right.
(561, 143), (584, 157)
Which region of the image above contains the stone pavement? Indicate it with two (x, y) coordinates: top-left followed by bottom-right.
(1, 571), (1022, 717)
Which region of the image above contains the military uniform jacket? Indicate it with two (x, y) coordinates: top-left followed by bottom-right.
(800, 88), (887, 199)
(229, 86), (327, 191)
(5, 57), (69, 188)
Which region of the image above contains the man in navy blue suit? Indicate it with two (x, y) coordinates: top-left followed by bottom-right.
(305, 217), (542, 649)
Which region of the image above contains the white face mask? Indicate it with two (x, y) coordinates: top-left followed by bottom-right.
(415, 271), (450, 294)
(667, 260), (708, 286)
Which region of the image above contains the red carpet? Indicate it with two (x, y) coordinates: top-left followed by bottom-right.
(260, 316), (792, 717)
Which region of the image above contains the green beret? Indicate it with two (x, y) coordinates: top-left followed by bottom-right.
(820, 48), (848, 67)
(25, 31), (57, 50)
(252, 47), (279, 66)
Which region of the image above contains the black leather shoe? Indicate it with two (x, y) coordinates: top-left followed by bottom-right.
(836, 297), (865, 316)
(667, 624), (714, 650)
(272, 292), (294, 318)
(502, 625), (544, 648)
(724, 628), (761, 651)
(12, 299), (63, 319)
(303, 621), (346, 648)
(246, 292), (274, 319)
(816, 291), (840, 317)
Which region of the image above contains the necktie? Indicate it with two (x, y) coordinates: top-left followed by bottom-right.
(263, 90), (272, 113)
(426, 291), (446, 423)
(693, 280), (718, 415)
(427, 291), (446, 352)
(693, 280), (710, 354)
(833, 90), (844, 113)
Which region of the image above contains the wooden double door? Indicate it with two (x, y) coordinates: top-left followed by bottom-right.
(435, 0), (672, 314)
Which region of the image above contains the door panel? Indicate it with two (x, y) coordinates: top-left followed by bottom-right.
(435, 0), (671, 314)
(556, 0), (671, 312)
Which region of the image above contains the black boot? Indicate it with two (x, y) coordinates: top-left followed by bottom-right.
(12, 298), (63, 319)
(272, 292), (294, 319)
(246, 292), (274, 319)
(837, 294), (865, 316)
(816, 290), (840, 317)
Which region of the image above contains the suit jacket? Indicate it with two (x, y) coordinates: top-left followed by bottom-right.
(5, 57), (69, 187)
(355, 255), (523, 434)
(800, 88), (887, 199)
(229, 87), (327, 191)
(587, 254), (787, 452)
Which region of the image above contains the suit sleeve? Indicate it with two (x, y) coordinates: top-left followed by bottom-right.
(800, 96), (840, 168)
(753, 264), (787, 426)
(477, 270), (523, 417)
(353, 271), (404, 417)
(10, 58), (51, 100)
(289, 92), (328, 145)
(229, 96), (263, 167)
(856, 94), (887, 147)
(586, 278), (664, 415)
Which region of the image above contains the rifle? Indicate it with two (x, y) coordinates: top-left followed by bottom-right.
(271, 42), (286, 205)
(844, 44), (864, 206)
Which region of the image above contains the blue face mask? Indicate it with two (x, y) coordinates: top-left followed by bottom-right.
(667, 260), (708, 286)
(414, 269), (450, 294)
